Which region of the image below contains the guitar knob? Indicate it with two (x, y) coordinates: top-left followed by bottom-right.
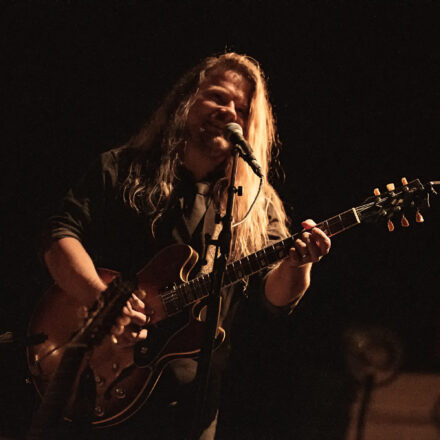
(416, 210), (424, 223)
(401, 177), (408, 186)
(94, 406), (105, 417)
(373, 188), (381, 196)
(113, 387), (127, 399)
(94, 375), (105, 385)
(139, 345), (149, 356)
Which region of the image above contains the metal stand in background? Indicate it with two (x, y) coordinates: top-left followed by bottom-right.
(344, 325), (403, 440)
(355, 374), (374, 440)
(189, 147), (241, 440)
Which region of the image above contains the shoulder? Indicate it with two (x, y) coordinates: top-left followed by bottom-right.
(96, 146), (142, 187)
(100, 146), (137, 172)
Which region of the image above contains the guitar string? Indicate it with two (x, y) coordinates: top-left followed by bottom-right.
(161, 203), (376, 311)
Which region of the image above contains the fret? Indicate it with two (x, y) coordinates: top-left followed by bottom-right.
(263, 247), (277, 266)
(161, 207), (364, 317)
(229, 262), (240, 283)
(174, 290), (184, 310)
(262, 248), (273, 265)
(223, 268), (233, 286)
(200, 274), (210, 295)
(181, 283), (193, 305)
(233, 261), (245, 279)
(242, 255), (253, 274)
(318, 220), (330, 236)
(190, 281), (199, 301)
(326, 216), (342, 235)
(198, 274), (208, 292)
(272, 241), (288, 260)
(340, 209), (360, 229)
(255, 250), (264, 271)
(163, 292), (180, 315)
(193, 277), (205, 300)
(319, 208), (360, 237)
(248, 253), (261, 273)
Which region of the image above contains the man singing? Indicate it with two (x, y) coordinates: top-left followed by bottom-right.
(39, 52), (331, 439)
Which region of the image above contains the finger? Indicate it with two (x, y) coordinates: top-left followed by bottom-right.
(288, 247), (303, 266)
(130, 328), (148, 340)
(302, 233), (321, 262)
(135, 289), (147, 300)
(130, 293), (146, 312)
(310, 228), (331, 254)
(116, 315), (131, 327)
(129, 309), (147, 326)
(122, 305), (147, 325)
(294, 235), (310, 259)
(111, 324), (125, 336)
(125, 300), (133, 313)
(301, 219), (317, 230)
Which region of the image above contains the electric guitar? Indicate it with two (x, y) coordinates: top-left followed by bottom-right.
(26, 276), (135, 439)
(26, 178), (439, 430)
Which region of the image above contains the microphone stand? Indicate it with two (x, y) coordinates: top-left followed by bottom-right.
(190, 146), (241, 439)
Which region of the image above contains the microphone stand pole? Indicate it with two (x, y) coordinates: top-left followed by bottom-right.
(190, 147), (241, 439)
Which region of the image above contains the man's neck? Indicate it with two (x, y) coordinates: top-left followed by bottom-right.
(183, 143), (228, 181)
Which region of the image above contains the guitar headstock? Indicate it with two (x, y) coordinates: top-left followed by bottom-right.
(72, 277), (135, 347)
(356, 178), (440, 229)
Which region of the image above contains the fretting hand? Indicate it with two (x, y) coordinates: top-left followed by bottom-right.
(286, 219), (331, 267)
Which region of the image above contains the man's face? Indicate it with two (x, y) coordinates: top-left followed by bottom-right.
(185, 68), (251, 164)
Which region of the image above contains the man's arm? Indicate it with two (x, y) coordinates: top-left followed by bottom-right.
(44, 237), (146, 338)
(44, 237), (107, 307)
(264, 220), (331, 307)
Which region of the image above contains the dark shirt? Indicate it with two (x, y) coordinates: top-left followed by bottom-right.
(40, 146), (289, 439)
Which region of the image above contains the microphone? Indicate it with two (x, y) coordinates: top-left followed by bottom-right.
(222, 123), (264, 178)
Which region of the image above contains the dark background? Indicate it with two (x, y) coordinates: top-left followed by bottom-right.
(1, 2), (439, 438)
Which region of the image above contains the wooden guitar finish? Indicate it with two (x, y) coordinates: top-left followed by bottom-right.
(26, 178), (438, 430)
(27, 244), (225, 428)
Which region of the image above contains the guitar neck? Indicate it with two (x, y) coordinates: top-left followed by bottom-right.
(162, 207), (361, 316)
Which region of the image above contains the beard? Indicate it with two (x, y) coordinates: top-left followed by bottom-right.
(197, 128), (231, 160)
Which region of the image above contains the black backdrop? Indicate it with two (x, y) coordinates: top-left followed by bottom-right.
(1, 2), (440, 438)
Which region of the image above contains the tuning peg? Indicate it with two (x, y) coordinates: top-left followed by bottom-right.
(401, 177), (408, 186)
(387, 219), (395, 232)
(401, 214), (409, 227)
(373, 188), (381, 196)
(416, 210), (424, 223)
(386, 183), (395, 191)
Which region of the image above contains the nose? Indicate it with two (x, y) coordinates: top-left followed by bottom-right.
(215, 101), (237, 123)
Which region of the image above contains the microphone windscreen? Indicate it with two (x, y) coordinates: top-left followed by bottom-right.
(223, 122), (243, 141)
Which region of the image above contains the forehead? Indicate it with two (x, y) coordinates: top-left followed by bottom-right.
(200, 68), (252, 103)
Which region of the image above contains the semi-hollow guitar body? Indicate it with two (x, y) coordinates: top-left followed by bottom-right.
(27, 244), (225, 428)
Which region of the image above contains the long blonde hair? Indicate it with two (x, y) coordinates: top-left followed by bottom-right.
(122, 53), (290, 261)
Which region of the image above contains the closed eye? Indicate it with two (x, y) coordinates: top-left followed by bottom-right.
(236, 107), (247, 117)
(208, 91), (227, 104)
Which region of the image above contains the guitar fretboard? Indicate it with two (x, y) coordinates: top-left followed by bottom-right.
(161, 208), (360, 316)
